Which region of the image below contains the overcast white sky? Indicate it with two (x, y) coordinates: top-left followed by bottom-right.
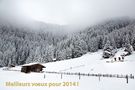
(0, 0), (135, 26)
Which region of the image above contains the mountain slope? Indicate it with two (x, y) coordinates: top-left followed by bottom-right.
(0, 17), (135, 67)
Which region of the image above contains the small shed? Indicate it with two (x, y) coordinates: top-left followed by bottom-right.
(21, 63), (45, 73)
(9, 64), (15, 67)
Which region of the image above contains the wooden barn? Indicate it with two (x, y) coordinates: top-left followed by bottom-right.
(21, 63), (45, 73)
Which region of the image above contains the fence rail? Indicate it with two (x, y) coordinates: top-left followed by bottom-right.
(3, 67), (134, 84)
(44, 71), (134, 83)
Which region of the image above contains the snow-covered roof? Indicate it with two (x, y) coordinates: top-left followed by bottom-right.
(22, 62), (45, 67)
(104, 51), (112, 54)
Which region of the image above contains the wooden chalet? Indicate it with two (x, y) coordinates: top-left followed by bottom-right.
(21, 63), (45, 73)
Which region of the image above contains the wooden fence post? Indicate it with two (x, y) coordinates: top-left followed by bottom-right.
(44, 74), (45, 79)
(61, 74), (63, 79)
(99, 76), (101, 81)
(79, 73), (81, 80)
(98, 74), (101, 82)
(126, 75), (128, 84)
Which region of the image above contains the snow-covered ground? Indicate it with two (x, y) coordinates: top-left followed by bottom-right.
(0, 49), (135, 90)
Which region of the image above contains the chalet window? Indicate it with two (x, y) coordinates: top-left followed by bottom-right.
(118, 57), (121, 61)
(114, 58), (116, 61)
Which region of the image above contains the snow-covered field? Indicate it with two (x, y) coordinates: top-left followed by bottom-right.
(0, 49), (135, 90)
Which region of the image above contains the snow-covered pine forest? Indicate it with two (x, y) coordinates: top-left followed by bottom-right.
(0, 17), (135, 67)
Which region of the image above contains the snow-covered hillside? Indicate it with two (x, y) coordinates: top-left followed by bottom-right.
(0, 50), (135, 90)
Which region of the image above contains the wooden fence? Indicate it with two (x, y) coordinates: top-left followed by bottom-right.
(44, 71), (134, 84)
(3, 67), (134, 84)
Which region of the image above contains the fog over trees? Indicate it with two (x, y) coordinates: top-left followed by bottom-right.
(0, 17), (135, 67)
